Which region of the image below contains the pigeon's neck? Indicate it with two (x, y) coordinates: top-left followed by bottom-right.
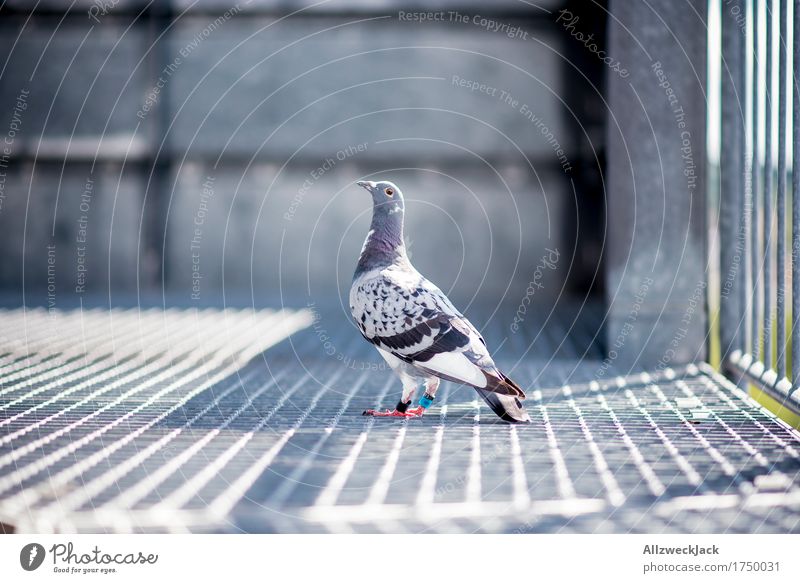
(354, 204), (408, 276)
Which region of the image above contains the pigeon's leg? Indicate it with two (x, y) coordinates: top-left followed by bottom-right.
(363, 373), (424, 418)
(415, 377), (440, 412)
(396, 375), (425, 416)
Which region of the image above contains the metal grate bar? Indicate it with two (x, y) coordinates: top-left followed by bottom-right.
(595, 390), (666, 497)
(97, 370), (288, 512)
(41, 367), (296, 522)
(287, 360), (800, 533)
(3, 309), (800, 533)
(624, 389), (705, 490)
(752, 0), (763, 361)
(676, 379), (768, 468)
(562, 385), (625, 507)
(414, 383), (452, 507)
(313, 376), (395, 508)
(793, 0), (800, 387)
(764, 0), (776, 367)
(0, 309), (176, 403)
(158, 366), (338, 512)
(508, 426), (531, 509)
(464, 400), (482, 504)
(0, 310), (309, 500)
(0, 307), (312, 531)
(649, 382), (739, 481)
(0, 309), (216, 427)
(263, 372), (368, 510)
(366, 426), (408, 506)
(777, 0), (789, 377)
(743, 0), (753, 355)
(0, 309), (136, 391)
(697, 372), (799, 458)
(531, 388), (578, 500)
(723, 0), (800, 417)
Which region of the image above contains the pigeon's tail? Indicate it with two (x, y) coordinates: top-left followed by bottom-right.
(474, 388), (531, 423)
(479, 369), (526, 397)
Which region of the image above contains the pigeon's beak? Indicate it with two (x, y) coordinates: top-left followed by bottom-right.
(356, 180), (374, 191)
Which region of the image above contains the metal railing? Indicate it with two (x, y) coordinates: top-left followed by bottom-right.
(720, 0), (800, 417)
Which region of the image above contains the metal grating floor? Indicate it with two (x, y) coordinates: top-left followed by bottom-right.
(1, 306), (799, 533)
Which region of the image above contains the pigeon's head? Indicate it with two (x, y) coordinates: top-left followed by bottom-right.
(356, 180), (404, 214)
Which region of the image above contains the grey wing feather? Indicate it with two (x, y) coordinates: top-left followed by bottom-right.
(351, 271), (471, 357)
(350, 269), (525, 399)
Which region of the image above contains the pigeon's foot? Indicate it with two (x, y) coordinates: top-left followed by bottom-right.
(362, 407), (424, 418)
(362, 398), (424, 418)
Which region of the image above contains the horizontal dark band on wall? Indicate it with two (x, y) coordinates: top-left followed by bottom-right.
(0, 1), (561, 20)
(2, 150), (590, 168)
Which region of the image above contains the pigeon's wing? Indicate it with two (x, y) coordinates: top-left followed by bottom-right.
(350, 270), (525, 398)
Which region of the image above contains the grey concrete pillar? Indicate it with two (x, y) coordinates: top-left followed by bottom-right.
(605, 0), (708, 371)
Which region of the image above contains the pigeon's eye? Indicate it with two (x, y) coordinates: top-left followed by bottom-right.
(384, 188), (394, 197)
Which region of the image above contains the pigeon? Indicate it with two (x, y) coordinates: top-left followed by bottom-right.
(349, 179), (531, 423)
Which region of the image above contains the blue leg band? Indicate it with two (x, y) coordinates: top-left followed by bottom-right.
(418, 393), (435, 409)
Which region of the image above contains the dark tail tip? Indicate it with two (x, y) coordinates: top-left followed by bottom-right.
(482, 370), (527, 399)
(474, 388), (531, 423)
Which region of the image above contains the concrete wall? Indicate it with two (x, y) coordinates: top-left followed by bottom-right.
(0, 1), (603, 309)
(604, 0), (708, 370)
